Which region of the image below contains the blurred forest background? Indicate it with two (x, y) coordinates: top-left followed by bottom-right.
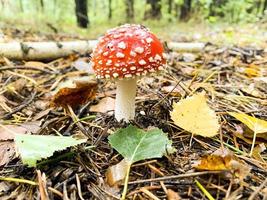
(0, 0), (267, 44)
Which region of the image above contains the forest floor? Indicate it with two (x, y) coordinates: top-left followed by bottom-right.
(0, 24), (267, 200)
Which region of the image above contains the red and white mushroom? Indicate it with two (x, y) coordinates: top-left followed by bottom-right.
(91, 24), (166, 122)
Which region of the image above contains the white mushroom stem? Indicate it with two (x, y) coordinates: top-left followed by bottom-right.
(115, 78), (137, 122)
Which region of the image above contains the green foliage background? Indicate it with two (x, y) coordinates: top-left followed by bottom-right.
(0, 0), (266, 43)
(0, 0), (265, 25)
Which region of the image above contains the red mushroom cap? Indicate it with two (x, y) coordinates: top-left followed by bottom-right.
(91, 24), (166, 79)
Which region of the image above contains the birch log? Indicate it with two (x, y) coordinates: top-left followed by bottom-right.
(0, 40), (205, 60)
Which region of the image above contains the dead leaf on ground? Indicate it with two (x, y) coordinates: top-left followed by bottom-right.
(50, 77), (97, 109)
(167, 189), (181, 200)
(170, 92), (220, 137)
(252, 143), (266, 165)
(0, 121), (41, 140)
(228, 112), (267, 134)
(90, 97), (115, 113)
(193, 148), (251, 181)
(72, 58), (94, 74)
(161, 85), (185, 97)
(0, 95), (11, 114)
(106, 159), (130, 187)
(6, 78), (28, 94)
(240, 83), (266, 99)
(0, 121), (41, 166)
(0, 142), (15, 166)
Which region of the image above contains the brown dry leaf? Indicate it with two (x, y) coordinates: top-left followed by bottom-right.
(105, 159), (130, 187)
(50, 78), (97, 109)
(167, 189), (181, 200)
(0, 142), (15, 166)
(6, 78), (28, 93)
(194, 148), (250, 181)
(170, 92), (220, 137)
(0, 121), (41, 140)
(240, 83), (266, 99)
(0, 121), (41, 166)
(37, 170), (49, 200)
(252, 143), (266, 164)
(0, 95), (11, 114)
(161, 85), (185, 97)
(90, 97), (115, 113)
(72, 58), (94, 74)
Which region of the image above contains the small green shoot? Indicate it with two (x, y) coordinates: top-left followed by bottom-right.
(195, 179), (215, 200)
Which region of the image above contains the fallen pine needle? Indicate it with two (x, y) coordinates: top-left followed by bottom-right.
(140, 188), (161, 200)
(0, 177), (37, 185)
(127, 171), (222, 185)
(0, 176), (63, 197)
(195, 179), (215, 200)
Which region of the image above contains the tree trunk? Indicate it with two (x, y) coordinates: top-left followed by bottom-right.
(19, 0), (23, 12)
(263, 0), (267, 14)
(180, 0), (191, 21)
(75, 0), (89, 28)
(125, 0), (134, 21)
(40, 0), (44, 12)
(168, 0), (172, 14)
(144, 0), (162, 20)
(209, 0), (228, 17)
(108, 0), (112, 19)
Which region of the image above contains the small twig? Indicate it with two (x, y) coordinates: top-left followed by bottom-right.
(0, 176), (63, 197)
(127, 171), (223, 185)
(0, 66), (54, 74)
(140, 188), (161, 200)
(248, 178), (267, 200)
(76, 174), (85, 200)
(2, 90), (37, 119)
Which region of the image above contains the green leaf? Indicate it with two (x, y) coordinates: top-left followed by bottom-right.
(108, 125), (173, 164)
(15, 134), (86, 167)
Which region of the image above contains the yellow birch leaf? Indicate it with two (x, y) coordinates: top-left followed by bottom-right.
(170, 92), (219, 137)
(228, 112), (267, 134)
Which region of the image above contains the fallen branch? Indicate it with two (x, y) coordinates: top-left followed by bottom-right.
(0, 40), (205, 60)
(167, 42), (206, 52)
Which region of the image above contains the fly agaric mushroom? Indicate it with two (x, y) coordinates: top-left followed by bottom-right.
(91, 24), (166, 122)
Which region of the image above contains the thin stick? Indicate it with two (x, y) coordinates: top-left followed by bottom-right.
(140, 188), (160, 200)
(2, 90), (37, 119)
(127, 171), (222, 185)
(248, 178), (267, 200)
(0, 66), (54, 74)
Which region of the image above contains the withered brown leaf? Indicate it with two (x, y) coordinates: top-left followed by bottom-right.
(51, 81), (97, 109)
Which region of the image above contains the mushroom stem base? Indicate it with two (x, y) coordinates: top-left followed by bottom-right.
(115, 78), (137, 122)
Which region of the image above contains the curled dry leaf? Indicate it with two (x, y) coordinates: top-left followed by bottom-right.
(106, 159), (131, 187)
(0, 142), (15, 167)
(72, 58), (94, 74)
(228, 112), (267, 134)
(252, 143), (267, 166)
(0, 121), (41, 167)
(193, 148), (251, 181)
(0, 95), (11, 113)
(167, 189), (181, 200)
(0, 121), (41, 140)
(170, 92), (220, 137)
(90, 97), (115, 113)
(50, 78), (97, 109)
